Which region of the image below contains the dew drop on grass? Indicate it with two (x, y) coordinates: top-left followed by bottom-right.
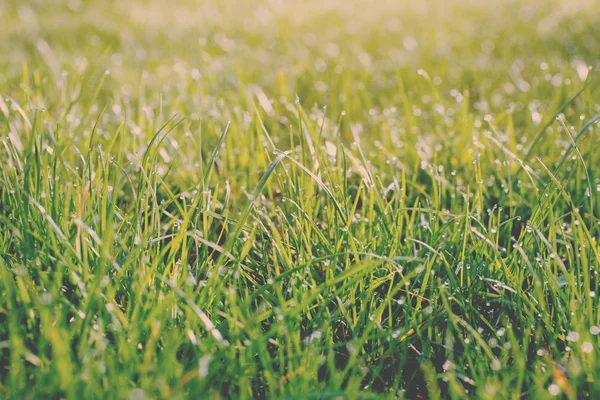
(491, 359), (501, 371)
(442, 360), (453, 371)
(198, 354), (212, 378)
(548, 384), (560, 396)
(537, 348), (546, 356)
(582, 342), (593, 353)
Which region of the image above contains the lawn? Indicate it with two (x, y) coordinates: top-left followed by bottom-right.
(1, 0), (599, 398)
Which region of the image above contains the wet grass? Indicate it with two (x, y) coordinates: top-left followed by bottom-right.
(0, 0), (599, 398)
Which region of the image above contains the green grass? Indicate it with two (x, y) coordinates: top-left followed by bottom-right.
(1, 0), (600, 398)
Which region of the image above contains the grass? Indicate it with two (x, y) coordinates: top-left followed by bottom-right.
(0, 0), (599, 398)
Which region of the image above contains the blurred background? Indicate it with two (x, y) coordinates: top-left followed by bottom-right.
(0, 0), (598, 179)
(1, 0), (598, 105)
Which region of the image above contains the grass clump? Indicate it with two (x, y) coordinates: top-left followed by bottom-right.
(0, 0), (600, 398)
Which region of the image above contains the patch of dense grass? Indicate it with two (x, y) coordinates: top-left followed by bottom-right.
(1, 0), (599, 398)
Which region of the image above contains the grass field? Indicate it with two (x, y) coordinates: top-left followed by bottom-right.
(1, 0), (599, 398)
